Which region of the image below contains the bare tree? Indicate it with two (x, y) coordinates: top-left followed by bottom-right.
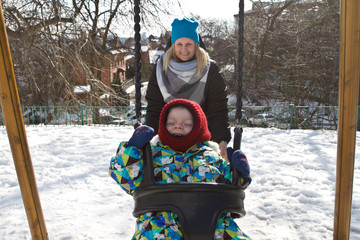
(196, 17), (238, 91)
(240, 0), (339, 106)
(2, 0), (181, 106)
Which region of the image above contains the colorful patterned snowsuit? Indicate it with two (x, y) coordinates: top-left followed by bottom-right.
(109, 137), (252, 240)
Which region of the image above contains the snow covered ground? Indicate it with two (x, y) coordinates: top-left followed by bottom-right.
(0, 126), (359, 240)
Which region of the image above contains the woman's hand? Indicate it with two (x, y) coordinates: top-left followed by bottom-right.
(219, 141), (228, 162)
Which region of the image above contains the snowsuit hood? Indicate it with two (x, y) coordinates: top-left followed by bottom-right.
(158, 99), (211, 152)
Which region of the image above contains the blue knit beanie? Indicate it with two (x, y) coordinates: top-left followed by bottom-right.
(171, 18), (199, 45)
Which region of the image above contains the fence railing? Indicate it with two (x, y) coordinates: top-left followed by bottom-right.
(231, 105), (350, 130)
(1, 105), (359, 130)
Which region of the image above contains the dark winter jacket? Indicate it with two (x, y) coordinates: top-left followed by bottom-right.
(145, 62), (231, 144)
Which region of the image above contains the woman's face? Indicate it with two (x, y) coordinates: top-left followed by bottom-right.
(174, 37), (196, 62)
(166, 107), (194, 137)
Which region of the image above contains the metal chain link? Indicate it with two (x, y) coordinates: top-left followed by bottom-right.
(236, 0), (244, 123)
(134, 0), (142, 128)
(233, 0), (245, 150)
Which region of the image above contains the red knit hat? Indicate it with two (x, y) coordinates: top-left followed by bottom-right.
(158, 99), (211, 152)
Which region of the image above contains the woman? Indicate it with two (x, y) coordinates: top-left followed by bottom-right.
(145, 17), (231, 159)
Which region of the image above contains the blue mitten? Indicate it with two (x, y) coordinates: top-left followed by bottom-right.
(226, 147), (250, 177)
(127, 125), (154, 149)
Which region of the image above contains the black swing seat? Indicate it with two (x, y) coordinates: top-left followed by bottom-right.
(133, 143), (246, 240)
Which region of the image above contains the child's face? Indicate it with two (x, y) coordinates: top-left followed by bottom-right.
(166, 107), (194, 137)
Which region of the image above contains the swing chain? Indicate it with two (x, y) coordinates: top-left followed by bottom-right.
(134, 0), (142, 128)
(233, 0), (245, 151)
(236, 0), (244, 124)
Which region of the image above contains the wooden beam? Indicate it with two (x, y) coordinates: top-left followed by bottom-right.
(334, 0), (360, 239)
(0, 3), (48, 239)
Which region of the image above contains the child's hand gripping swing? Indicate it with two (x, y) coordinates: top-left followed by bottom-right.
(126, 125), (154, 149)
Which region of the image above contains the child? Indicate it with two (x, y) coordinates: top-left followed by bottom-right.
(109, 99), (252, 240)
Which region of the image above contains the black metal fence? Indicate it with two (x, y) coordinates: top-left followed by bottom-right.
(1, 105), (359, 130)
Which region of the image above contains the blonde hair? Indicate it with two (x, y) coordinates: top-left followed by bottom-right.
(163, 44), (208, 76)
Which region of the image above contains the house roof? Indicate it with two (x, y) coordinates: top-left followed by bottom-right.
(125, 55), (134, 61)
(148, 50), (164, 64)
(74, 85), (91, 94)
(141, 45), (149, 52)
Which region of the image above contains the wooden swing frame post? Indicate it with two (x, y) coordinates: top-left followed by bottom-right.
(334, 0), (360, 239)
(0, 3), (48, 240)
